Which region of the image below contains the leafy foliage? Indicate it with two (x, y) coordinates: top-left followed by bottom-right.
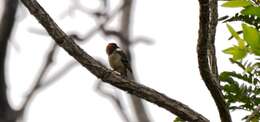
(224, 13), (260, 29)
(220, 60), (260, 110)
(220, 59), (260, 120)
(221, 1), (251, 8)
(242, 6), (260, 18)
(173, 117), (184, 122)
(220, 0), (260, 121)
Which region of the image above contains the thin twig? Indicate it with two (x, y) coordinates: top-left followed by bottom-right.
(28, 1), (126, 43)
(131, 37), (154, 45)
(19, 43), (58, 115)
(246, 105), (260, 122)
(40, 60), (77, 89)
(60, 0), (93, 19)
(56, 2), (126, 44)
(95, 80), (130, 122)
(93, 59), (131, 122)
(80, 2), (127, 41)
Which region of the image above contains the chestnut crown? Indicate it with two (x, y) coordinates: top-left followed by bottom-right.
(106, 43), (119, 55)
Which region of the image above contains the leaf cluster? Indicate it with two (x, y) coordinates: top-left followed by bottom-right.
(220, 59), (260, 111)
(220, 0), (260, 121)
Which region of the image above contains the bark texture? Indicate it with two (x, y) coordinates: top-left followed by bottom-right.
(197, 0), (232, 121)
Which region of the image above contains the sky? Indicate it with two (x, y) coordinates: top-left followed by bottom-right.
(0, 0), (246, 122)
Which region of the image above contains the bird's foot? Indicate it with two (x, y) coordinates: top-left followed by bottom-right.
(112, 70), (121, 76)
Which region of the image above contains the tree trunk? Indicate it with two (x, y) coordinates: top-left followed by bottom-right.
(119, 0), (151, 122)
(0, 0), (18, 121)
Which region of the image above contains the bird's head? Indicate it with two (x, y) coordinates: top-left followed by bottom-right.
(106, 43), (119, 55)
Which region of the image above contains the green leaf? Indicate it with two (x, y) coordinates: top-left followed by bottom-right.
(220, 71), (253, 84)
(224, 84), (238, 93)
(220, 72), (231, 81)
(241, 6), (260, 18)
(222, 1), (252, 8)
(250, 48), (260, 56)
(242, 23), (260, 47)
(229, 58), (246, 70)
(173, 117), (184, 122)
(223, 46), (247, 60)
(251, 115), (260, 122)
(226, 24), (245, 48)
(255, 97), (260, 104)
(242, 23), (260, 55)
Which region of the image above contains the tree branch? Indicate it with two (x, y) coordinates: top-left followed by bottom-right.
(197, 0), (232, 121)
(21, 0), (209, 121)
(18, 43), (58, 117)
(40, 60), (77, 89)
(117, 0), (150, 122)
(208, 0), (220, 87)
(95, 80), (130, 122)
(60, 0), (93, 19)
(0, 0), (18, 121)
(80, 2), (126, 42)
(246, 105), (260, 122)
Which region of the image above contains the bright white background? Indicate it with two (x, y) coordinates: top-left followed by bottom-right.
(0, 0), (245, 122)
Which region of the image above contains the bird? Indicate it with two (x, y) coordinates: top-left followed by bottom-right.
(106, 43), (132, 78)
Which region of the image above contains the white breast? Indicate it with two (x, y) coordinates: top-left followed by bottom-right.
(109, 52), (124, 69)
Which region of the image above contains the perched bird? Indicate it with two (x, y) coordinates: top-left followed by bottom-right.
(106, 43), (132, 78)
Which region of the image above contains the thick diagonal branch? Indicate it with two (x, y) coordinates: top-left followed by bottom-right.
(197, 0), (231, 122)
(21, 0), (209, 121)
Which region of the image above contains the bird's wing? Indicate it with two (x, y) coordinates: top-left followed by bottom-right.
(116, 50), (133, 73)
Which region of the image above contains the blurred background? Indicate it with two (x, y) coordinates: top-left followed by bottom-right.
(0, 0), (243, 122)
